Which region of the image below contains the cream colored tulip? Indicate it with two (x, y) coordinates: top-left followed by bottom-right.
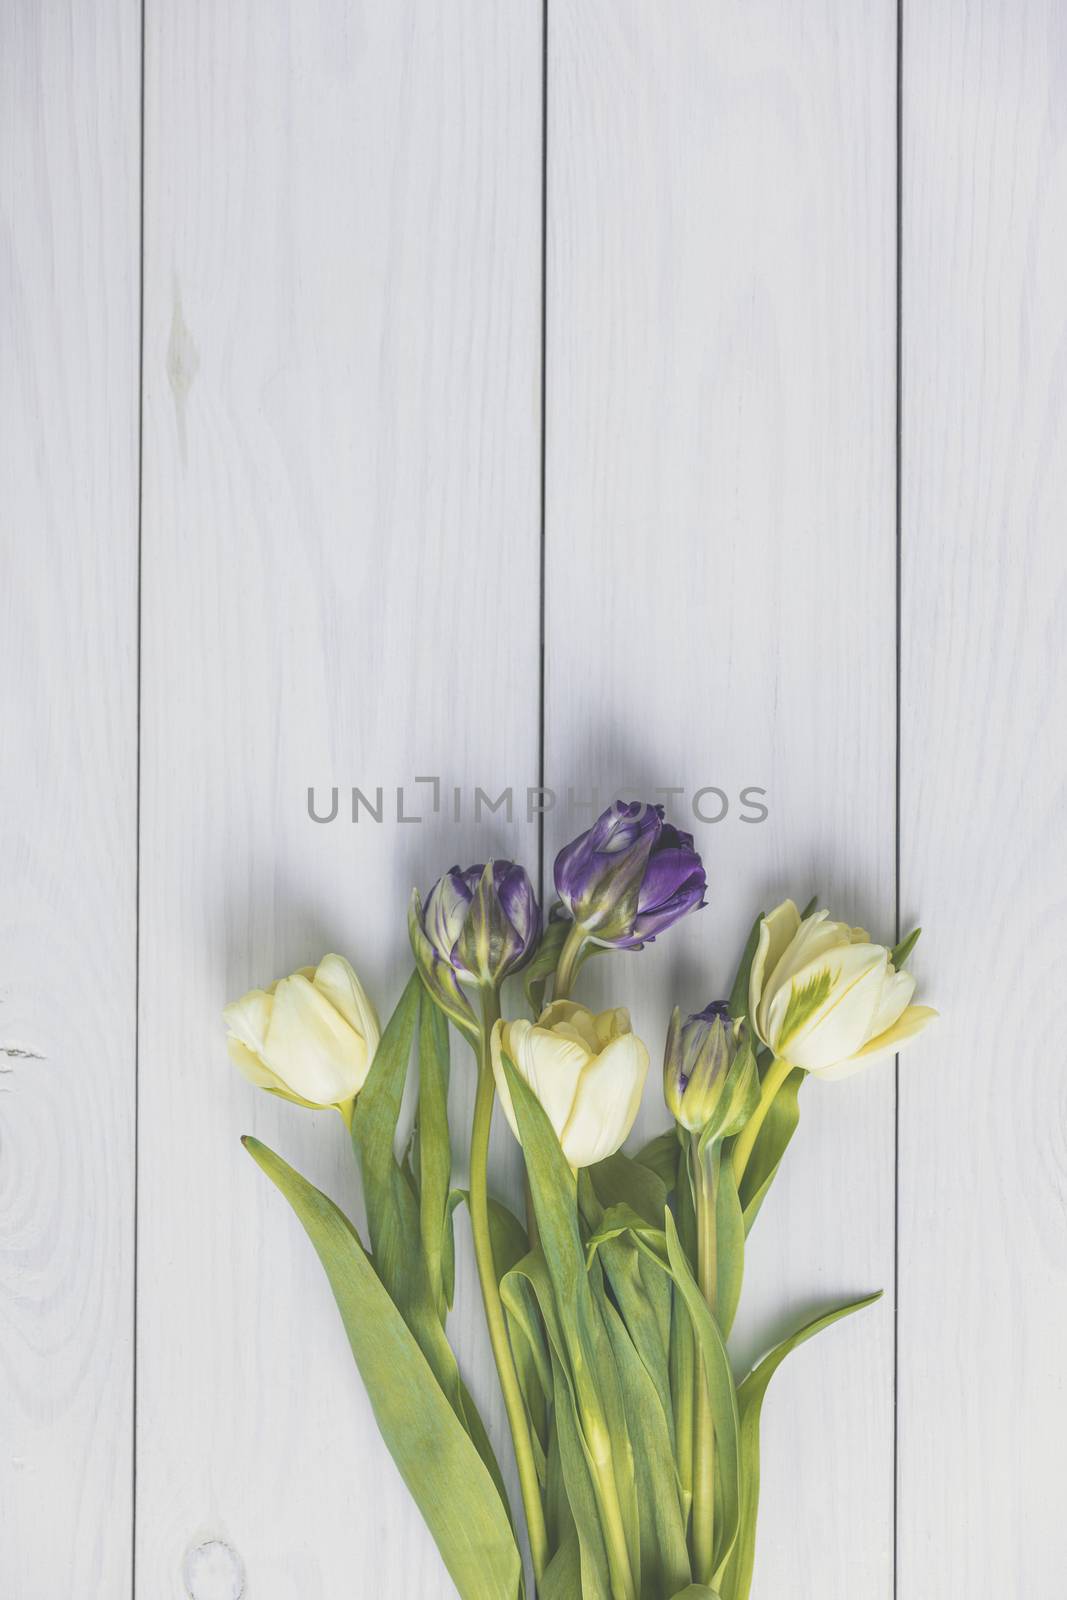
(224, 953), (380, 1123)
(748, 900), (936, 1078)
(491, 1000), (649, 1168)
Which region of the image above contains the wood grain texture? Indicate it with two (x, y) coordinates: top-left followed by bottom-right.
(0, 1), (140, 1595)
(544, 4), (898, 1594)
(899, 2), (1067, 1592)
(4, 1), (1062, 1593)
(138, 3), (542, 1596)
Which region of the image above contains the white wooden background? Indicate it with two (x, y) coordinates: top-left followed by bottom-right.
(2, 2), (1065, 1596)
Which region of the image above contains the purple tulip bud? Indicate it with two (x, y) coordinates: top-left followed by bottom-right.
(553, 801), (707, 949)
(663, 1000), (757, 1139)
(415, 860), (541, 991)
(663, 1002), (733, 1127)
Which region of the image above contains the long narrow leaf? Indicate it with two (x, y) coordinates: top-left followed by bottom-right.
(244, 1138), (522, 1600)
(551, 1352), (613, 1600)
(736, 1065), (804, 1234)
(351, 979), (509, 1506)
(600, 1291), (691, 1598)
(728, 912), (764, 1020)
(663, 1211), (741, 1582)
(504, 1252), (612, 1598)
(540, 1530), (583, 1600)
(502, 1058), (641, 1590)
(720, 1292), (882, 1600)
(714, 1157), (746, 1338)
(589, 1148), (669, 1228)
(417, 997), (452, 1319)
(635, 1128), (683, 1192)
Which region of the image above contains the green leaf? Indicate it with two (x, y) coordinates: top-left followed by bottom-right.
(635, 1126), (683, 1191)
(669, 1285), (695, 1518)
(500, 1054), (599, 1349)
(350, 973), (420, 1259)
(600, 1289), (690, 1598)
(736, 1064), (804, 1235)
(243, 1138), (522, 1600)
(728, 912), (764, 1020)
(504, 1253), (612, 1598)
(540, 1530), (583, 1600)
(663, 1210), (741, 1582)
(588, 1147), (669, 1228)
(351, 979), (509, 1508)
(483, 1200), (549, 1463)
(502, 1057), (641, 1589)
(580, 1183), (670, 1395)
(891, 926), (922, 969)
(720, 1292), (882, 1600)
(671, 1588), (722, 1599)
(713, 1156), (746, 1338)
(669, 1135), (699, 1514)
(550, 1351), (613, 1600)
(585, 1202), (669, 1266)
(441, 1187), (466, 1310)
(416, 998), (452, 1320)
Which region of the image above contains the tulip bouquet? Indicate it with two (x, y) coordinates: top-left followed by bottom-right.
(224, 801), (935, 1600)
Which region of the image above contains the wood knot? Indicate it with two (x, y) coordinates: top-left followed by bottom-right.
(182, 1539), (246, 1600)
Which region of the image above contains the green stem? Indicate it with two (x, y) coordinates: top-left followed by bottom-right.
(691, 1135), (719, 1585)
(730, 1054), (794, 1188)
(552, 922), (586, 1002)
(469, 989), (549, 1588)
(586, 1431), (637, 1600)
(672, 1307), (695, 1517)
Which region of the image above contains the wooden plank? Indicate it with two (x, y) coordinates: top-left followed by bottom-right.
(545, 3), (898, 1593)
(898, 1), (1067, 1590)
(0, 1), (141, 1594)
(137, 1), (542, 1593)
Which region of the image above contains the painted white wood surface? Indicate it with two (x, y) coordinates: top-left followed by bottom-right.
(545, 4), (898, 1595)
(3, 1), (1067, 1596)
(898, 2), (1067, 1594)
(0, 2), (141, 1596)
(137, 4), (541, 1596)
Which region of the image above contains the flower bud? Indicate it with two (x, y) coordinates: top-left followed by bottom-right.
(491, 1000), (649, 1168)
(411, 861), (540, 1020)
(664, 1001), (737, 1132)
(748, 899), (937, 1077)
(553, 800), (707, 949)
(223, 953), (380, 1124)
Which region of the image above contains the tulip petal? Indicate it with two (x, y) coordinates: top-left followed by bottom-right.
(593, 1005), (632, 1050)
(539, 1000), (601, 1053)
(489, 1021), (522, 1142)
(223, 987), (274, 1056)
(313, 953), (381, 1058)
(264, 973), (368, 1106)
(748, 900), (801, 1040)
(848, 1003), (938, 1065)
(764, 910), (855, 1001)
(423, 869), (472, 963)
(561, 1032), (649, 1167)
(866, 966), (916, 1041)
(492, 1018), (588, 1147)
(772, 945), (887, 1070)
(226, 1036), (285, 1092)
(518, 1027), (588, 1142)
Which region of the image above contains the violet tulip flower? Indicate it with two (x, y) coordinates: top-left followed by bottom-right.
(410, 860), (540, 1030)
(554, 800), (707, 949)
